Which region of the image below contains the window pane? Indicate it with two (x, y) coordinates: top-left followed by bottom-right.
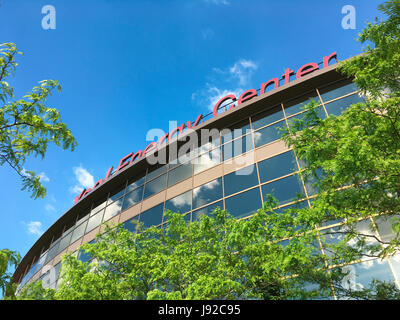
(222, 134), (254, 161)
(193, 148), (221, 174)
(193, 178), (223, 209)
(224, 164), (258, 196)
(258, 151), (298, 183)
(251, 105), (284, 130)
(374, 214), (400, 243)
(45, 240), (60, 264)
(192, 200), (223, 221)
(122, 216), (139, 233)
(319, 82), (359, 103)
(283, 90), (319, 117)
(164, 190), (192, 215)
(325, 93), (365, 116)
(167, 162), (192, 187)
(286, 106), (326, 128)
(261, 174), (305, 205)
(253, 120), (286, 148)
(122, 185), (144, 211)
(126, 174), (145, 192)
(70, 220), (87, 244)
(57, 232), (72, 254)
(225, 188), (262, 219)
(338, 259), (396, 299)
(91, 196), (107, 215)
(86, 209), (104, 233)
(146, 165), (168, 182)
(139, 204), (164, 229)
(143, 173), (167, 199)
(103, 197), (123, 221)
(221, 119), (251, 144)
(108, 184), (126, 203)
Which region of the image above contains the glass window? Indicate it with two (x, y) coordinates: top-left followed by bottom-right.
(146, 165), (168, 182)
(338, 259), (396, 299)
(251, 105), (284, 130)
(167, 162), (192, 187)
(70, 220), (88, 244)
(108, 183), (126, 203)
(221, 119), (251, 144)
(253, 120), (286, 148)
(222, 134), (254, 161)
(224, 164), (258, 197)
(374, 214), (400, 243)
(139, 204), (164, 229)
(324, 93), (365, 116)
(164, 190), (192, 216)
(319, 81), (359, 103)
(122, 216), (139, 233)
(193, 148), (221, 175)
(45, 239), (60, 264)
(122, 185), (144, 211)
(192, 178), (223, 210)
(35, 251), (48, 274)
(286, 106), (326, 128)
(225, 187), (262, 219)
(57, 231), (72, 255)
(143, 173), (167, 199)
(261, 174), (305, 205)
(126, 174), (145, 192)
(91, 196), (107, 216)
(275, 200), (309, 214)
(194, 136), (220, 157)
(103, 197), (123, 221)
(86, 209), (104, 233)
(283, 90), (319, 117)
(76, 206), (91, 226)
(258, 151), (298, 183)
(192, 200), (223, 221)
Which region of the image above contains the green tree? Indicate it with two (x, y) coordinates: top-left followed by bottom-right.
(0, 42), (77, 199)
(0, 249), (20, 298)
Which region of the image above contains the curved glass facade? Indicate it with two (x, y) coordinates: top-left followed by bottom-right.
(15, 75), (400, 299)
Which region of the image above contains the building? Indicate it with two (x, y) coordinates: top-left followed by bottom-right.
(12, 52), (400, 298)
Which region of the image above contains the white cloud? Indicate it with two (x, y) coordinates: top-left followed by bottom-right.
(38, 172), (50, 183)
(229, 59), (258, 86)
(204, 0), (230, 5)
(25, 221), (43, 237)
(45, 203), (56, 212)
(192, 58), (258, 112)
(70, 165), (94, 195)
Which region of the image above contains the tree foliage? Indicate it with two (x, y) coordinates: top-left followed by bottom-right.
(0, 249), (20, 297)
(0, 42), (77, 199)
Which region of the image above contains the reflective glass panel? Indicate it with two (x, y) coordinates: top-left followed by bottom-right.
(225, 187), (262, 219)
(143, 173), (167, 199)
(108, 184), (126, 203)
(222, 134), (254, 161)
(167, 162), (192, 187)
(164, 190), (192, 215)
(193, 148), (221, 174)
(57, 231), (72, 254)
(324, 93), (365, 116)
(261, 174), (305, 205)
(192, 200), (223, 221)
(103, 197), (123, 221)
(251, 105), (284, 130)
(319, 81), (359, 103)
(122, 216), (139, 233)
(86, 209), (104, 233)
(146, 165), (168, 182)
(224, 164), (258, 197)
(257, 151), (298, 183)
(221, 119), (251, 144)
(139, 204), (164, 229)
(122, 185), (144, 211)
(286, 106), (326, 128)
(126, 174), (145, 192)
(253, 120), (286, 148)
(70, 220), (88, 244)
(283, 90), (319, 117)
(192, 178), (223, 209)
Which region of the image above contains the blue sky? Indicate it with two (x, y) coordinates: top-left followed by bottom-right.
(0, 0), (385, 266)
